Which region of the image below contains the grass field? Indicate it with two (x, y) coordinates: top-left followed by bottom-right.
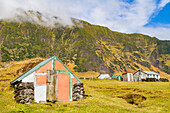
(0, 79), (170, 113)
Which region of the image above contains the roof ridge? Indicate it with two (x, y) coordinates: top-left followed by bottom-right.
(11, 56), (81, 85)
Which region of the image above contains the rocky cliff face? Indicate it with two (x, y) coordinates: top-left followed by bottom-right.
(0, 10), (169, 74)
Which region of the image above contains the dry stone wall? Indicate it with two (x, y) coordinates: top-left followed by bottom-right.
(72, 83), (85, 101)
(13, 82), (34, 104)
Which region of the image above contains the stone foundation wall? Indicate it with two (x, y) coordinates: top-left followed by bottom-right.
(13, 82), (34, 104)
(72, 83), (85, 101)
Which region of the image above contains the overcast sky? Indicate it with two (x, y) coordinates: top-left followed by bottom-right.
(0, 0), (170, 40)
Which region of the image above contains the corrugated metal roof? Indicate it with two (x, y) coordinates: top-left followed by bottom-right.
(143, 71), (159, 75)
(10, 56), (81, 85)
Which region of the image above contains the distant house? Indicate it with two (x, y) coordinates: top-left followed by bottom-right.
(134, 70), (160, 82)
(98, 74), (111, 79)
(111, 75), (122, 80)
(122, 73), (133, 81)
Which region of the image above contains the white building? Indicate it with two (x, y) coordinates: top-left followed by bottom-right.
(122, 73), (133, 81)
(98, 74), (111, 79)
(134, 70), (160, 82)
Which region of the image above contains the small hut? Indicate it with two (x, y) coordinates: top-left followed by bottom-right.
(10, 56), (85, 103)
(111, 75), (122, 80)
(98, 74), (111, 79)
(122, 72), (133, 81)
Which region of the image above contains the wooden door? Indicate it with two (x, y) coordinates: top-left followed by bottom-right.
(46, 70), (58, 102)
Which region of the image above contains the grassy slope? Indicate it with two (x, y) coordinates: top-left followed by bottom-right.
(0, 59), (170, 113)
(0, 80), (169, 113)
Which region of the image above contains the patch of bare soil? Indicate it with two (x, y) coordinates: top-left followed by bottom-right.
(118, 93), (146, 105)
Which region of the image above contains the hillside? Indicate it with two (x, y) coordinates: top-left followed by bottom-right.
(0, 10), (169, 77)
(0, 78), (170, 112)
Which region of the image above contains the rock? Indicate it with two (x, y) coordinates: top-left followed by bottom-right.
(13, 82), (34, 104)
(72, 83), (85, 101)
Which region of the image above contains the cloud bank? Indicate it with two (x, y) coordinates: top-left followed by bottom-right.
(0, 0), (169, 40)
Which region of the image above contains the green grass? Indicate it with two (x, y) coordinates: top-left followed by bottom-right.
(0, 79), (170, 113)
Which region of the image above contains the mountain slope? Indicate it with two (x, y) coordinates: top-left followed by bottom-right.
(0, 10), (169, 77)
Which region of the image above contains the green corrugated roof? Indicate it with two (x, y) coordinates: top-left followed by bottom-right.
(10, 56), (81, 84)
(111, 75), (122, 79)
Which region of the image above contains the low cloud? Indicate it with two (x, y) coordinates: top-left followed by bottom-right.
(140, 27), (170, 40)
(158, 0), (170, 8)
(0, 0), (169, 40)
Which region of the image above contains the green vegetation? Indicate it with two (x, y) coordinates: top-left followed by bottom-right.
(0, 58), (169, 112)
(0, 10), (169, 74)
(0, 79), (170, 113)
